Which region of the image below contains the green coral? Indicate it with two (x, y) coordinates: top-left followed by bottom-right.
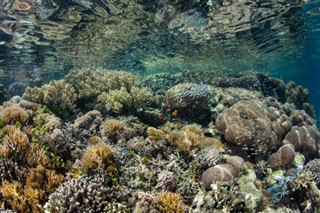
(64, 67), (140, 99)
(98, 86), (152, 112)
(23, 80), (77, 113)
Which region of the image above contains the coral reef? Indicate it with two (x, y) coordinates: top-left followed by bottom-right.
(0, 69), (318, 212)
(44, 175), (127, 213)
(267, 144), (295, 169)
(216, 100), (288, 159)
(283, 125), (319, 160)
(23, 80), (77, 113)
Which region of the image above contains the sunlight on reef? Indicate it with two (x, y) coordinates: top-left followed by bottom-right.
(0, 68), (318, 212)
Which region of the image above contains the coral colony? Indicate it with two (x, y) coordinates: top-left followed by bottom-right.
(0, 68), (319, 212)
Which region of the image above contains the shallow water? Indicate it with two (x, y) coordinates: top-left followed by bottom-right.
(1, 1), (320, 212)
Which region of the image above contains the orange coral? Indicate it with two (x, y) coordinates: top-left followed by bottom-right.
(156, 191), (185, 213)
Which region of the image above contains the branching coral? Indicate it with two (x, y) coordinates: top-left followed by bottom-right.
(156, 191), (185, 213)
(0, 105), (29, 125)
(64, 67), (140, 99)
(146, 127), (166, 142)
(44, 175), (117, 213)
(0, 125), (30, 163)
(23, 80), (77, 112)
(101, 119), (126, 137)
(81, 142), (116, 173)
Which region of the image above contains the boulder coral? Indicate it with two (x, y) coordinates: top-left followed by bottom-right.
(267, 144), (295, 169)
(216, 100), (290, 159)
(283, 125), (319, 160)
(201, 155), (244, 190)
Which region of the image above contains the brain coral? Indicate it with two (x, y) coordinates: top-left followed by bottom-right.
(216, 100), (289, 158)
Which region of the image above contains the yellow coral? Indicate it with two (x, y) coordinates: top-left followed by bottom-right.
(156, 191), (185, 213)
(45, 169), (65, 192)
(146, 127), (166, 142)
(25, 143), (50, 168)
(0, 180), (28, 213)
(101, 119), (125, 137)
(0, 125), (30, 161)
(1, 105), (29, 125)
(81, 142), (114, 171)
(23, 80), (77, 111)
(98, 87), (132, 112)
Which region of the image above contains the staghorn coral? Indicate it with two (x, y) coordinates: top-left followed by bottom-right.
(43, 175), (117, 213)
(23, 80), (77, 112)
(0, 105), (29, 125)
(0, 158), (26, 184)
(81, 142), (116, 173)
(156, 191), (185, 213)
(0, 180), (28, 213)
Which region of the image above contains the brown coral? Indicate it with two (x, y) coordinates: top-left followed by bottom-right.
(1, 105), (29, 125)
(156, 191), (185, 213)
(267, 144), (295, 169)
(201, 164), (237, 190)
(216, 100), (289, 159)
(0, 125), (30, 162)
(282, 125), (319, 159)
(146, 127), (166, 142)
(81, 142), (115, 172)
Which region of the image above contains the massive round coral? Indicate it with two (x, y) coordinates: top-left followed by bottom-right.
(216, 100), (290, 158)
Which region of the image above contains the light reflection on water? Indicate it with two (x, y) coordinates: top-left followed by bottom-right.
(0, 0), (319, 84)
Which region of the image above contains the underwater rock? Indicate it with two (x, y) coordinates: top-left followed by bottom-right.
(282, 125), (319, 160)
(216, 100), (285, 158)
(267, 144), (295, 169)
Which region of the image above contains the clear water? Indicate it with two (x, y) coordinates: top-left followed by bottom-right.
(1, 0), (320, 116)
